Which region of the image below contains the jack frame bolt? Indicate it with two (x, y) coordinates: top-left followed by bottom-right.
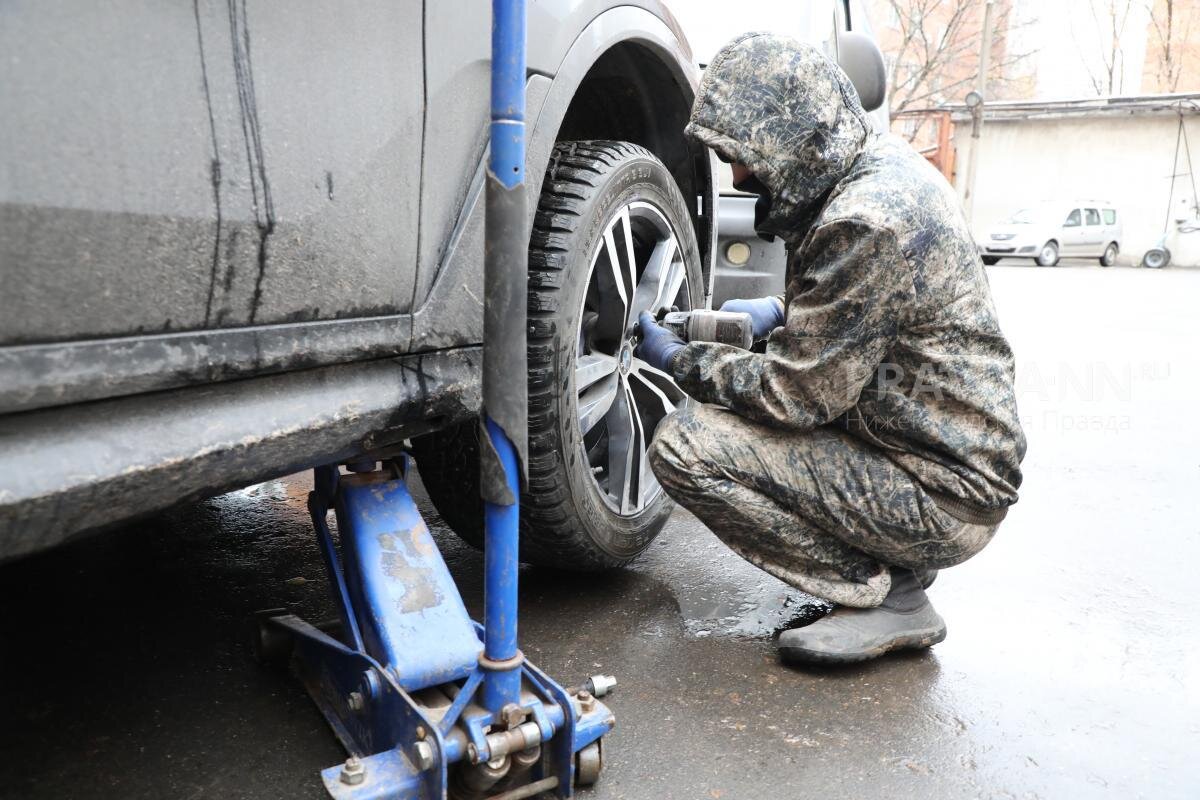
(414, 741), (434, 772)
(575, 689), (597, 715)
(340, 756), (366, 786)
(348, 691), (365, 712)
(467, 743), (479, 763)
(500, 703), (525, 729)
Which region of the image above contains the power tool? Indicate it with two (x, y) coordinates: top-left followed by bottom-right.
(659, 309), (754, 350)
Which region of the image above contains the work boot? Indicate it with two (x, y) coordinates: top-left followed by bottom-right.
(916, 568), (938, 589)
(778, 569), (946, 665)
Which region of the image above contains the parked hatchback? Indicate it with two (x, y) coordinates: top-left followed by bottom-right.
(980, 202), (1123, 267)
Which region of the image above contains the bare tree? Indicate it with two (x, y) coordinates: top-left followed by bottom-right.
(1145, 0), (1198, 92)
(1073, 0), (1140, 95)
(877, 0), (1036, 138)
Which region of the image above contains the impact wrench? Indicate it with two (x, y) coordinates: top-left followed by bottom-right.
(651, 309), (755, 350)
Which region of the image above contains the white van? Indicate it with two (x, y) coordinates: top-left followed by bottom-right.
(979, 202), (1123, 267)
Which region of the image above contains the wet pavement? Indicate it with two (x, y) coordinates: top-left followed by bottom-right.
(2, 265), (1198, 799)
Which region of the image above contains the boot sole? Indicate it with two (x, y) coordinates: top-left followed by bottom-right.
(778, 624), (947, 666)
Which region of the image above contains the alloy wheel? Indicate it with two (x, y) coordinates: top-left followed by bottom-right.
(574, 201), (690, 516)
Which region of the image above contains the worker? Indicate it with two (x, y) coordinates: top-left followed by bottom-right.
(635, 34), (1026, 665)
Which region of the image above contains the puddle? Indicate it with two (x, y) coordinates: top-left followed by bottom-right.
(680, 590), (831, 639)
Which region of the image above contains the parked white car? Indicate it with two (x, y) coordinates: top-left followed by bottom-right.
(979, 202), (1123, 267)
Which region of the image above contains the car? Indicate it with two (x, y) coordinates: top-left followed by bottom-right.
(980, 202), (1123, 267)
(0, 0), (883, 570)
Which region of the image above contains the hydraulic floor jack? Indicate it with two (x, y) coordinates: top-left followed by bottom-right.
(255, 3), (615, 797)
(255, 456), (614, 799)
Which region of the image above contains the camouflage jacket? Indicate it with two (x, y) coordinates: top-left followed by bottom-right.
(676, 33), (1026, 511)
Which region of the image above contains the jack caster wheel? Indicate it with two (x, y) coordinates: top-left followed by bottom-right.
(575, 740), (603, 787)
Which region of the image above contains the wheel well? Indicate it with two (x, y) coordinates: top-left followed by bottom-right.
(555, 42), (713, 288)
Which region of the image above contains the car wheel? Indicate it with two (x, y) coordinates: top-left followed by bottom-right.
(1099, 242), (1118, 267)
(981, 255), (1000, 266)
(1035, 241), (1059, 267)
(1142, 247), (1170, 269)
(413, 141), (703, 569)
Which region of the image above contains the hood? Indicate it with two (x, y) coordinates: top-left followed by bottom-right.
(685, 33), (874, 242)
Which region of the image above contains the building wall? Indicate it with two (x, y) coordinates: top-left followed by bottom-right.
(953, 113), (1200, 266)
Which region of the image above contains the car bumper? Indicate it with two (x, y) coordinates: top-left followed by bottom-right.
(979, 241), (1040, 256)
(713, 194), (787, 308)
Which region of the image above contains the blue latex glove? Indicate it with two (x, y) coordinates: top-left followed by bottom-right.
(720, 296), (785, 340)
(635, 311), (685, 374)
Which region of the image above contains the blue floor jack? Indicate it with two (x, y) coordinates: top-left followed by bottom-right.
(255, 3), (615, 797)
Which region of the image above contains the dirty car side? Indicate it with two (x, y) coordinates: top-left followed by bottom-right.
(0, 0), (714, 560)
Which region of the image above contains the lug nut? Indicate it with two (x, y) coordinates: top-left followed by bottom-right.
(586, 674), (617, 698)
(347, 691), (364, 712)
(340, 756), (366, 785)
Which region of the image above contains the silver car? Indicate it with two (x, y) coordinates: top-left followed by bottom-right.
(980, 202), (1123, 267)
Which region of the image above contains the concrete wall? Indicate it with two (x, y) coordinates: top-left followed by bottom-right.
(954, 113), (1200, 266)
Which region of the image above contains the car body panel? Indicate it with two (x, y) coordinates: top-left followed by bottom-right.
(410, 5), (709, 352)
(0, 0), (426, 344)
(0, 1), (704, 416)
(711, 195), (788, 309)
(0, 1), (710, 559)
(0, 347), (482, 562)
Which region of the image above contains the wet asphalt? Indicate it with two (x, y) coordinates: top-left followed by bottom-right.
(1, 264), (1197, 800)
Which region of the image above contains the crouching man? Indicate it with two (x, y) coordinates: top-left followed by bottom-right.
(635, 34), (1026, 665)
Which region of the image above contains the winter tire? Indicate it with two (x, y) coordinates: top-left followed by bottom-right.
(413, 141), (704, 569)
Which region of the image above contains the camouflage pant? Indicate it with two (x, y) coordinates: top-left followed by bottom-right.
(648, 405), (1000, 607)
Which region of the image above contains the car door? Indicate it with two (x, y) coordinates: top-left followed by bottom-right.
(0, 0), (425, 411)
(207, 1), (426, 329)
(1102, 207), (1121, 246)
(1059, 208), (1084, 255)
(1081, 208), (1104, 255)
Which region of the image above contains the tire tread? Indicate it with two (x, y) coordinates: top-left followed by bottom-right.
(519, 141), (663, 569)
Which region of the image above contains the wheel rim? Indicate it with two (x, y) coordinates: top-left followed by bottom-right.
(1041, 244), (1056, 263)
(1105, 245), (1117, 264)
(574, 201), (690, 516)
